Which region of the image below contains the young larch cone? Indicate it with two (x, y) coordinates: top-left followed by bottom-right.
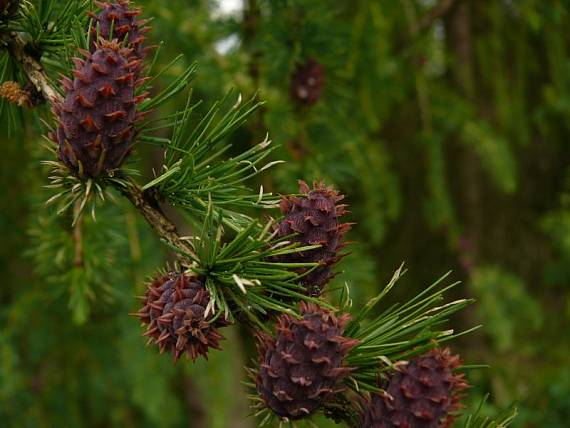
(276, 180), (350, 296)
(53, 39), (147, 177)
(135, 272), (227, 363)
(361, 348), (470, 428)
(256, 302), (359, 420)
(89, 0), (151, 64)
(290, 58), (325, 106)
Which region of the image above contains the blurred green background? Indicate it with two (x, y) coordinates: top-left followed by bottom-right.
(1, 0), (570, 426)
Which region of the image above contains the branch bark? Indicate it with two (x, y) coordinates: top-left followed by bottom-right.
(3, 32), (62, 103)
(116, 178), (197, 263)
(72, 201), (84, 268)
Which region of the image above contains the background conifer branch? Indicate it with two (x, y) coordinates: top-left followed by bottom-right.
(416, 0), (456, 33)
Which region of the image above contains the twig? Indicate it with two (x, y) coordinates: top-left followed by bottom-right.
(72, 201), (84, 268)
(2, 31), (62, 103)
(116, 177), (197, 263)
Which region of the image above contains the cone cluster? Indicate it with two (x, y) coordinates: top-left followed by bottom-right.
(256, 302), (358, 420)
(135, 273), (226, 362)
(290, 58), (325, 106)
(276, 180), (350, 296)
(41, 0), (480, 426)
(361, 348), (470, 428)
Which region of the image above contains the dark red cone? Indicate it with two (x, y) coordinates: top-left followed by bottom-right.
(53, 39), (146, 177)
(290, 58), (325, 106)
(276, 180), (350, 296)
(256, 302), (359, 420)
(361, 348), (470, 428)
(134, 272), (227, 363)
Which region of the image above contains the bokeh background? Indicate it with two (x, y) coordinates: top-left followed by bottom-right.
(1, 0), (569, 426)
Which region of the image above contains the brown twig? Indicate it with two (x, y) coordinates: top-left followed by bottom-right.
(72, 201), (84, 268)
(116, 177), (197, 264)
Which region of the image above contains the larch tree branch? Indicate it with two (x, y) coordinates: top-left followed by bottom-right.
(2, 23), (358, 428)
(2, 32), (197, 264)
(116, 177), (197, 263)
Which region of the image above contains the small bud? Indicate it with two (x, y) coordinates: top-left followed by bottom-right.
(0, 81), (32, 108)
